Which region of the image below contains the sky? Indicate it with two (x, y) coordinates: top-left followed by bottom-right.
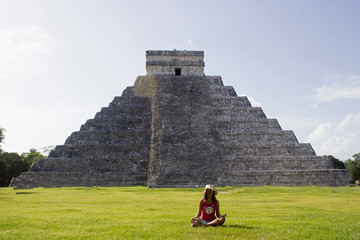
(0, 0), (359, 161)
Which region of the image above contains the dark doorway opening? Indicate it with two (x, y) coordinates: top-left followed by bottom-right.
(175, 68), (181, 76)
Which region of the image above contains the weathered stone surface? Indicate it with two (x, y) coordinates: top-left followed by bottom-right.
(146, 50), (204, 76)
(147, 75), (221, 187)
(10, 50), (352, 188)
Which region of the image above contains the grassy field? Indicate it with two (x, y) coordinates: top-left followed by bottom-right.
(0, 186), (360, 239)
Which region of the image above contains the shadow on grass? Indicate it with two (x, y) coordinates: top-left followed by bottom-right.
(223, 224), (257, 229)
(15, 192), (37, 195)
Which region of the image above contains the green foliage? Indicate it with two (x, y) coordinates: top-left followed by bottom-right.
(21, 148), (46, 165)
(345, 153), (360, 181)
(353, 153), (360, 161)
(0, 149), (45, 187)
(328, 155), (345, 169)
(0, 152), (29, 187)
(0, 127), (5, 152)
(0, 186), (360, 239)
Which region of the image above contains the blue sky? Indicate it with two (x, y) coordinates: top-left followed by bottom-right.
(1, 0), (359, 160)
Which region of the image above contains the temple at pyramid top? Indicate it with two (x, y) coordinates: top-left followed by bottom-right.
(146, 50), (205, 76)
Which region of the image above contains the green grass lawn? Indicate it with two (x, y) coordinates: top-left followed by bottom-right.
(0, 186), (360, 239)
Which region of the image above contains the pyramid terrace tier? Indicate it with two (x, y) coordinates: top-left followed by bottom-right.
(222, 155), (333, 171)
(94, 105), (151, 119)
(80, 117), (151, 131)
(110, 94), (151, 106)
(209, 86), (238, 97)
(49, 144), (150, 159)
(206, 76), (224, 85)
(219, 143), (316, 156)
(220, 169), (352, 187)
(218, 129), (298, 144)
(215, 118), (282, 130)
(10, 172), (147, 189)
(65, 129), (151, 145)
(214, 107), (267, 119)
(211, 96), (252, 107)
(29, 157), (149, 174)
(148, 172), (220, 188)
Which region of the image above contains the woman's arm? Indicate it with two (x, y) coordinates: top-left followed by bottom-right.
(194, 199), (203, 217)
(215, 200), (226, 218)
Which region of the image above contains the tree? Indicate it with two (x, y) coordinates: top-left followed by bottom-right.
(0, 129), (47, 186)
(328, 155), (345, 169)
(345, 153), (360, 182)
(352, 153), (360, 161)
(21, 148), (46, 166)
(0, 149), (45, 187)
(0, 152), (29, 187)
(0, 127), (5, 153)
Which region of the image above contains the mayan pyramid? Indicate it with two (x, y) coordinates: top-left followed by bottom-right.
(10, 50), (352, 188)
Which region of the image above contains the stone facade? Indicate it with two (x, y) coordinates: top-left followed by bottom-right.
(146, 50), (204, 76)
(10, 50), (352, 188)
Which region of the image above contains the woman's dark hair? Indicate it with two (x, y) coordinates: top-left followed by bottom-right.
(204, 192), (216, 202)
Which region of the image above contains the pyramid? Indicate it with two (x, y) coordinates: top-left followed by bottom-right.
(10, 50), (352, 188)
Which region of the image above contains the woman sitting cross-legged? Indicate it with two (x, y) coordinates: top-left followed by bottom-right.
(191, 185), (226, 227)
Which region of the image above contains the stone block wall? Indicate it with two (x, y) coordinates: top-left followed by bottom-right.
(146, 50), (205, 76)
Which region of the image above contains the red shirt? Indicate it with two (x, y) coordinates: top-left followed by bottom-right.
(201, 199), (217, 222)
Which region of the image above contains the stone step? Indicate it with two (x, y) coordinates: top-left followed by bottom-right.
(30, 158), (149, 173)
(215, 118), (282, 130)
(49, 144), (150, 159)
(215, 107), (266, 119)
(209, 86), (237, 97)
(211, 96), (251, 107)
(219, 169), (352, 187)
(148, 172), (219, 188)
(222, 155), (333, 170)
(95, 105), (150, 118)
(80, 117), (151, 131)
(121, 86), (137, 97)
(206, 76), (224, 86)
(110, 96), (150, 107)
(220, 143), (316, 156)
(218, 130), (298, 144)
(218, 127), (289, 135)
(65, 129), (151, 145)
(10, 172), (148, 189)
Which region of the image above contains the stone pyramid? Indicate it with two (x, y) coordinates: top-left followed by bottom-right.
(10, 50), (352, 188)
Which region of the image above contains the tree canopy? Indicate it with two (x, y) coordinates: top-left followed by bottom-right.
(345, 153), (360, 182)
(0, 127), (5, 153)
(328, 155), (345, 169)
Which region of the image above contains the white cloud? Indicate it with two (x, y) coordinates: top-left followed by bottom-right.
(308, 103), (319, 109)
(275, 114), (322, 144)
(311, 76), (360, 103)
(306, 113), (360, 160)
(277, 114), (321, 132)
(336, 114), (352, 132)
(0, 24), (56, 82)
(188, 40), (193, 45)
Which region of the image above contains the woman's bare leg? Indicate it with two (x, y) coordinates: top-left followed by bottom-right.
(191, 218), (202, 227)
(205, 217), (226, 226)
